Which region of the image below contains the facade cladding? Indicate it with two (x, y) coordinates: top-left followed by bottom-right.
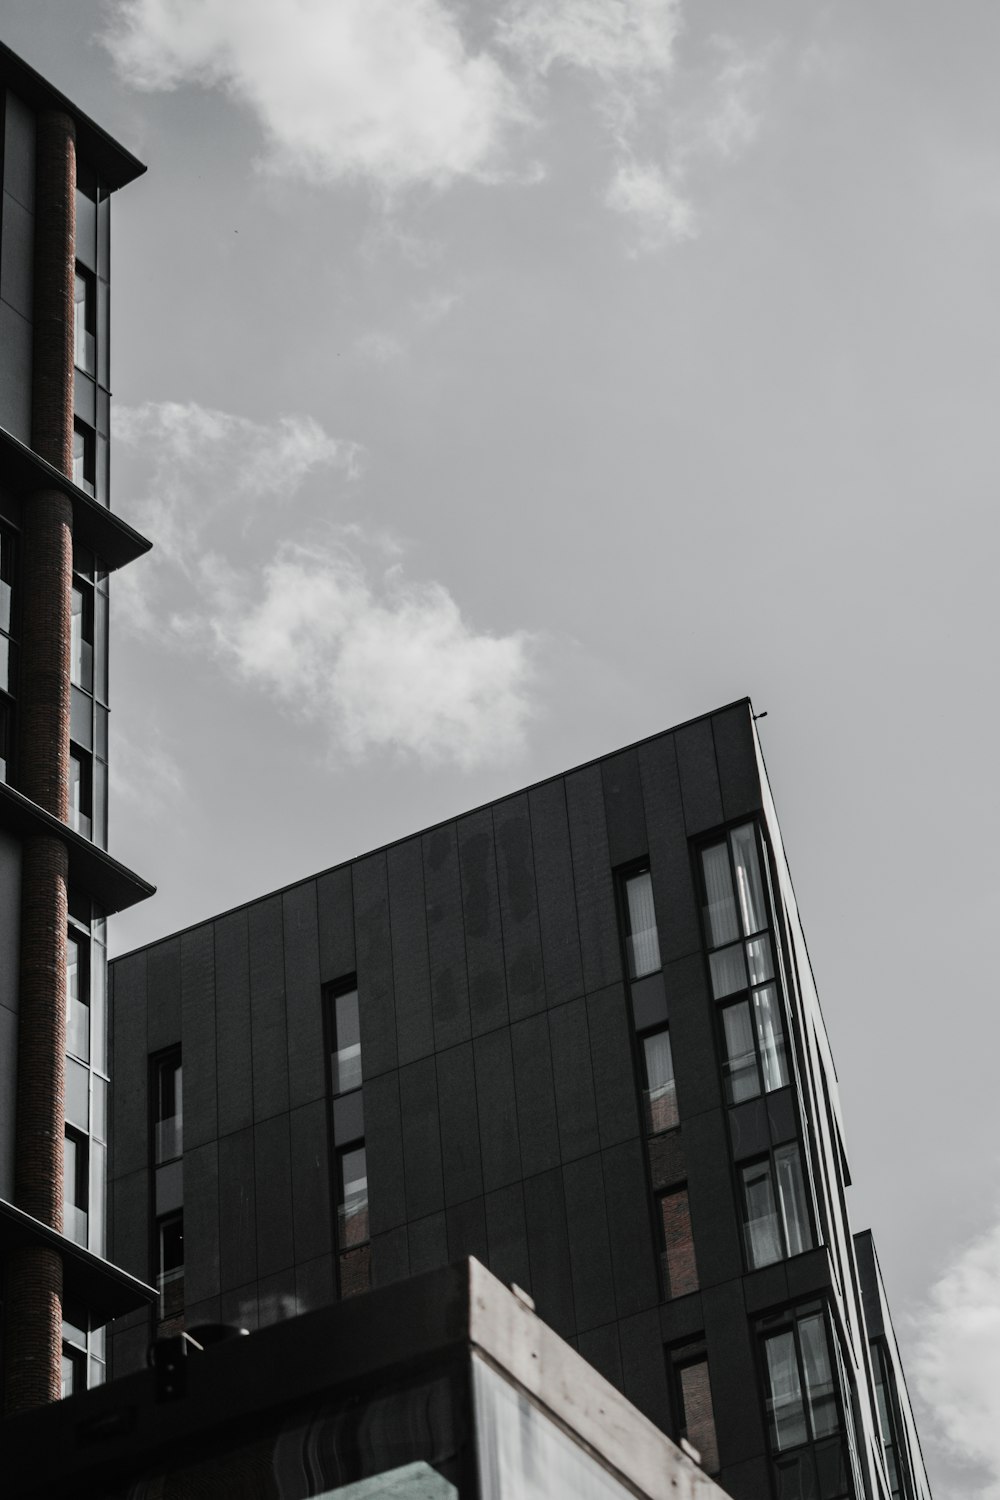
(0, 43), (154, 1414)
(109, 700), (931, 1500)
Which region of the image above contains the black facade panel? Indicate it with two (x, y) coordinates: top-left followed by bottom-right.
(719, 1456), (775, 1500)
(711, 703), (763, 823)
(528, 778), (584, 1007)
(110, 1324), (148, 1380)
(785, 1246), (834, 1301)
(290, 1098), (332, 1263)
(184, 1141), (221, 1306)
(618, 1307), (670, 1429)
(363, 1071), (406, 1235)
(422, 823), (472, 1051)
(566, 764), (621, 995)
(353, 852), (398, 1077)
(683, 1110), (743, 1289)
(587, 983), (640, 1149)
(398, 1056), (444, 1222)
(253, 1114), (294, 1278)
(666, 952), (722, 1119)
(109, 1167), (148, 1281)
(577, 1322), (623, 1390)
(510, 1014), (560, 1178)
(218, 1127), (256, 1291)
(674, 718), (725, 835)
(282, 881), (324, 1110)
(742, 1263), (789, 1315)
(563, 1152), (616, 1334)
(110, 952), (147, 1181)
(316, 863), (355, 983)
(407, 1211), (447, 1274)
(296, 1253), (335, 1315)
(493, 794), (545, 1020)
(637, 735), (702, 963)
(484, 1182), (530, 1293)
(523, 1167), (575, 1340)
(659, 1291), (706, 1345)
(457, 807), (509, 1036)
(436, 1041), (483, 1206)
(333, 1089), (364, 1146)
(387, 836), (434, 1066)
(214, 908), (253, 1138)
(371, 1226), (410, 1287)
(703, 1279), (767, 1463)
(629, 971), (668, 1032)
(548, 997), (600, 1163)
(221, 1282), (259, 1332)
(602, 1138), (658, 1318)
(473, 1027), (521, 1192)
(446, 1195), (488, 1264)
(257, 1267), (297, 1327)
(180, 926), (217, 1150)
(248, 895), (289, 1122)
(729, 1097), (770, 1161)
(146, 936), (181, 1055)
(600, 748), (648, 869)
(766, 1086), (797, 1147)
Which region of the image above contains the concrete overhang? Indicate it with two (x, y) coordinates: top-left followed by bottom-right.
(0, 1198), (156, 1324)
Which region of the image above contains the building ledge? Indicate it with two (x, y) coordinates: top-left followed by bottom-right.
(0, 781), (155, 914)
(0, 427), (152, 572)
(0, 42), (146, 191)
(0, 1199), (155, 1324)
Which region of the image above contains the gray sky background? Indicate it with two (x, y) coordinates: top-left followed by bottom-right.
(5, 3), (998, 1493)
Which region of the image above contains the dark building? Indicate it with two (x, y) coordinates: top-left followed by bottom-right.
(108, 699), (931, 1500)
(5, 1258), (734, 1500)
(0, 43), (155, 1412)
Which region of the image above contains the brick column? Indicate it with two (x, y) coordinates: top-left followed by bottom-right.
(3, 110), (77, 1416)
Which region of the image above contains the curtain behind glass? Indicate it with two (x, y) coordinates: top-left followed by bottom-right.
(730, 825), (767, 936)
(701, 845), (739, 947)
(722, 1004), (759, 1102)
(799, 1315), (838, 1441)
(753, 986), (789, 1092)
(775, 1144), (811, 1258)
(765, 1333), (807, 1451)
(625, 871), (661, 976)
(643, 1030), (677, 1132)
(743, 1162), (782, 1268)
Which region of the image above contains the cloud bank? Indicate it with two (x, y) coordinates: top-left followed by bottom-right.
(912, 1215), (1000, 1498)
(103, 0), (770, 247)
(115, 401), (535, 769)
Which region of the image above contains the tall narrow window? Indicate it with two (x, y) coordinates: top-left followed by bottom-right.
(621, 866), (661, 978)
(658, 1187), (699, 1298)
(69, 749), (92, 839)
(670, 1343), (720, 1473)
(74, 268), (96, 375)
(331, 987), (362, 1095)
(338, 1144), (369, 1250)
(66, 933), (89, 1061)
(759, 1304), (851, 1500)
(741, 1144), (812, 1269)
(154, 1053), (183, 1164)
(70, 583), (94, 692)
(73, 423), (96, 496)
(63, 1129), (88, 1247)
(641, 1028), (678, 1134)
(157, 1212), (185, 1326)
(872, 1341), (909, 1500)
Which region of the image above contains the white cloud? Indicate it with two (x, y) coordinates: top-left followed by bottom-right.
(103, 0), (525, 190)
(605, 157), (696, 248)
(911, 1215), (1000, 1498)
(497, 0), (682, 83)
(113, 400), (536, 770)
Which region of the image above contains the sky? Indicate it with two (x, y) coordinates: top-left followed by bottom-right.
(4, 2), (999, 1493)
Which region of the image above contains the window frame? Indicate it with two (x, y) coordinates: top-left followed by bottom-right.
(739, 1141), (814, 1271)
(667, 1339), (720, 1473)
(617, 862), (663, 981)
(657, 1184), (699, 1300)
(638, 1024), (678, 1136)
(152, 1049), (183, 1166)
(756, 1301), (854, 1500)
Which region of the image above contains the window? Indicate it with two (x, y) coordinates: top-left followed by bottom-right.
(63, 1128), (88, 1247)
(337, 1143), (369, 1251)
(621, 866), (661, 978)
(69, 748), (92, 839)
(669, 1343), (720, 1473)
(331, 986), (362, 1095)
(74, 268), (96, 375)
(740, 1144), (812, 1269)
(700, 824), (789, 1104)
(66, 933), (89, 1061)
(61, 1346), (85, 1398)
(759, 1304), (853, 1500)
(72, 423), (95, 495)
(658, 1187), (698, 1298)
(157, 1212), (185, 1327)
(640, 1027), (678, 1134)
(872, 1341), (910, 1500)
(154, 1053), (183, 1164)
(71, 582), (94, 691)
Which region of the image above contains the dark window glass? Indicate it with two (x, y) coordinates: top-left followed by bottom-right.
(622, 867), (661, 978)
(71, 582), (94, 691)
(659, 1188), (698, 1298)
(61, 1346), (85, 1399)
(0, 522), (14, 636)
(742, 1144), (812, 1269)
(872, 1342), (906, 1500)
(63, 1129), (88, 1247)
(66, 933), (89, 1061)
(720, 987), (788, 1104)
(157, 1212), (185, 1325)
(760, 1304), (848, 1495)
(641, 1028), (677, 1134)
(331, 987), (362, 1095)
(337, 1144), (368, 1250)
(74, 268), (96, 375)
(72, 423), (95, 495)
(69, 748), (92, 839)
(154, 1054), (183, 1163)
